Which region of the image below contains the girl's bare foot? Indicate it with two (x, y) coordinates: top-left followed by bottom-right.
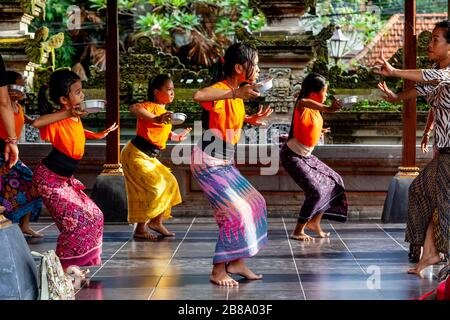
(20, 226), (43, 238)
(210, 272), (239, 286)
(133, 232), (157, 241)
(290, 233), (314, 241)
(147, 221), (175, 237)
(210, 264), (239, 286)
(226, 260), (263, 280)
(407, 254), (441, 276)
(305, 223), (330, 238)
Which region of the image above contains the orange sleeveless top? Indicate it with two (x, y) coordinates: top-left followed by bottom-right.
(40, 117), (86, 160)
(293, 107), (323, 147)
(135, 101), (172, 149)
(200, 81), (245, 145)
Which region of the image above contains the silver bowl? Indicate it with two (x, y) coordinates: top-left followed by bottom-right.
(79, 100), (106, 113)
(340, 96), (358, 108)
(171, 112), (187, 125)
(256, 77), (273, 93)
(8, 84), (25, 94)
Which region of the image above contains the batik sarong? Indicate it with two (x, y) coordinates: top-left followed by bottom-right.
(190, 146), (268, 264)
(405, 153), (450, 253)
(280, 143), (348, 223)
(32, 163), (103, 269)
(0, 153), (42, 223)
(121, 141), (182, 223)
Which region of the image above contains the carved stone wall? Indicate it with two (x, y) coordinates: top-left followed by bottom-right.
(0, 0), (47, 90)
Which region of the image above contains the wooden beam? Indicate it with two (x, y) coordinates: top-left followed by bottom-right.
(104, 0), (121, 171)
(400, 0), (418, 175)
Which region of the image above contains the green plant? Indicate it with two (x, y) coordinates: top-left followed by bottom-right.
(128, 0), (266, 67)
(301, 0), (384, 58)
(172, 12), (200, 31)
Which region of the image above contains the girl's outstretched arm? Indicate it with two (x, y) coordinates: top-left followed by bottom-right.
(84, 122), (118, 139)
(32, 108), (85, 129)
(130, 103), (172, 124)
(170, 127), (192, 142)
(297, 98), (342, 113)
(193, 84), (261, 102)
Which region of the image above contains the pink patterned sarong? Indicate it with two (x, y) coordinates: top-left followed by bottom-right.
(32, 163), (103, 269)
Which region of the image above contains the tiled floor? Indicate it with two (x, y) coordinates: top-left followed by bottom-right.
(26, 217), (443, 300)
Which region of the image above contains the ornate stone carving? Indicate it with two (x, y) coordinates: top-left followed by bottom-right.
(263, 68), (295, 114)
(84, 34), (211, 105)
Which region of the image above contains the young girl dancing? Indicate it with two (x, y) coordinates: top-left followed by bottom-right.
(280, 72), (347, 241)
(192, 42), (272, 286)
(122, 74), (191, 240)
(32, 69), (117, 274)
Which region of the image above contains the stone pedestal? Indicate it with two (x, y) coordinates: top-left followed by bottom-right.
(0, 221), (38, 300)
(381, 176), (416, 223)
(91, 175), (128, 223)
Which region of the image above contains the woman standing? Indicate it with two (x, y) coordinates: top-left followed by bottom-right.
(375, 20), (450, 276)
(191, 42), (272, 286)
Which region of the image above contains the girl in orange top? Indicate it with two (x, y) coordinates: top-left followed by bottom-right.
(0, 71), (42, 238)
(280, 72), (348, 242)
(32, 69), (117, 277)
(191, 42), (272, 287)
(122, 74), (191, 241)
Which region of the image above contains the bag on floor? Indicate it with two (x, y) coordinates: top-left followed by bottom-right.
(31, 250), (75, 300)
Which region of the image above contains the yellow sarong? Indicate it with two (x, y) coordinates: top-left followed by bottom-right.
(121, 141), (182, 223)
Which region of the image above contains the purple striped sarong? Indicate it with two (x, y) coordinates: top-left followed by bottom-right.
(280, 143), (348, 223)
(190, 146), (268, 264)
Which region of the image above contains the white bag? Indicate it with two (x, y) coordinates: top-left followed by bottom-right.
(31, 250), (75, 300)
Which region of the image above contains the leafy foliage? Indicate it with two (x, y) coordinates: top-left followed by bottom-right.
(300, 0), (384, 58)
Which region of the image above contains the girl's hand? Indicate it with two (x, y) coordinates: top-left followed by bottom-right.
(155, 111), (173, 124)
(322, 127), (331, 134)
(330, 98), (343, 112)
(72, 107), (88, 118)
(373, 48), (397, 77)
(245, 105), (273, 126)
(171, 127), (192, 142)
(421, 134), (430, 153)
(377, 82), (399, 102)
(89, 122), (118, 139)
(236, 84), (260, 100)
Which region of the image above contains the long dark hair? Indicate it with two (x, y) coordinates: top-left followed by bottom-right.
(288, 72), (327, 139)
(212, 42), (258, 83)
(435, 20), (450, 43)
(147, 74), (171, 102)
(37, 69), (81, 115)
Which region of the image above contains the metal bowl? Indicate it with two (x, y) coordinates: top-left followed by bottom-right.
(341, 95), (358, 108)
(79, 100), (106, 113)
(8, 84), (25, 94)
(171, 112), (187, 125)
(256, 77), (273, 93)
